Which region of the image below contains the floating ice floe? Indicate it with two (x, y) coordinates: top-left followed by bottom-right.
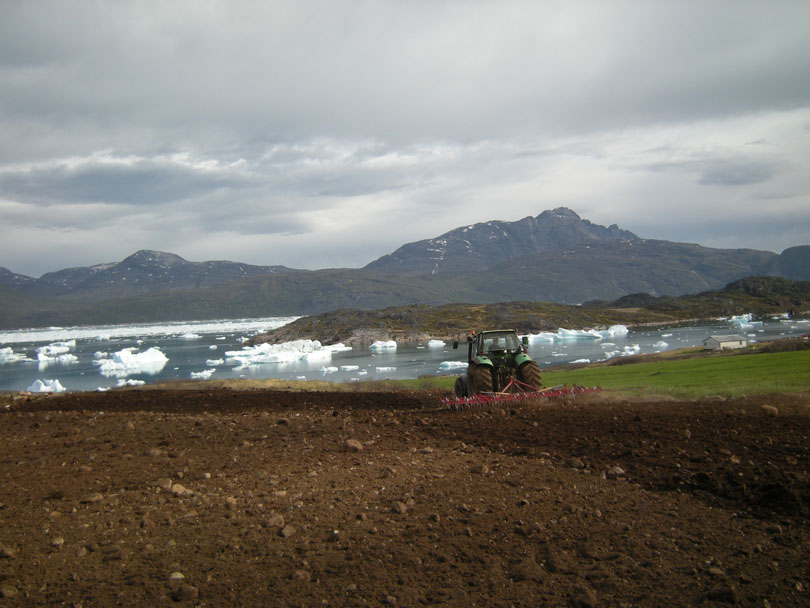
(376, 366), (396, 372)
(0, 317), (298, 346)
(527, 325), (628, 343)
(340, 365), (360, 372)
(600, 325), (629, 339)
(439, 361), (468, 370)
(730, 313), (762, 330)
(28, 378), (66, 393)
(93, 347), (169, 378)
(653, 341), (669, 349)
(180, 333), (202, 339)
(209, 345), (218, 350)
(320, 366), (338, 374)
(224, 340), (350, 368)
(571, 358), (591, 364)
(622, 344), (641, 355)
(0, 347), (32, 364)
(206, 358), (225, 366)
(117, 378), (145, 387)
(370, 340), (397, 351)
(428, 339), (446, 348)
(190, 369), (215, 380)
(36, 340), (78, 368)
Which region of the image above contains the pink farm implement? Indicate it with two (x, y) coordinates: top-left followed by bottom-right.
(442, 381), (600, 411)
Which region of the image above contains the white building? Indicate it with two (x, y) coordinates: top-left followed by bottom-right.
(702, 334), (747, 351)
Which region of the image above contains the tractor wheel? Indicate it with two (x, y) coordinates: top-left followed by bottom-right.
(517, 360), (542, 390)
(468, 364), (493, 395)
(454, 376), (468, 398)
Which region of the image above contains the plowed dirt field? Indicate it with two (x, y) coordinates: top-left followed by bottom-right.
(1, 388), (809, 607)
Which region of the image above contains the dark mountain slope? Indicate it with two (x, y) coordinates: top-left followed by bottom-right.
(465, 239), (777, 303)
(365, 207), (637, 275)
(29, 250), (298, 300)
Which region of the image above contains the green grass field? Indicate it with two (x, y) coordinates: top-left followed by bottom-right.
(385, 348), (810, 398)
(540, 349), (810, 398)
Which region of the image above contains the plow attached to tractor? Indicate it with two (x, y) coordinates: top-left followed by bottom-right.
(442, 329), (600, 410)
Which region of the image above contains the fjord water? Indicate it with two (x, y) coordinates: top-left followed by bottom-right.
(0, 315), (808, 393)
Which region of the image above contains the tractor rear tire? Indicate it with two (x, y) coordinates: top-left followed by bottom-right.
(454, 376), (468, 398)
(468, 364), (493, 395)
(517, 360), (542, 390)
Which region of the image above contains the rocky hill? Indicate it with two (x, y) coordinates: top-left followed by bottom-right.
(11, 250), (299, 301)
(248, 276), (810, 346)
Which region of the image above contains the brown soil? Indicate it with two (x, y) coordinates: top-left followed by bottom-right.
(1, 388), (809, 607)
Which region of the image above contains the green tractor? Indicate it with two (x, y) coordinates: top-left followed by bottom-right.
(452, 329), (543, 398)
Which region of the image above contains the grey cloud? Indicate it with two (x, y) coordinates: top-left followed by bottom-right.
(697, 161), (779, 186)
(0, 161), (249, 206)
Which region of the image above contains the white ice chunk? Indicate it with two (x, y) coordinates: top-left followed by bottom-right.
(571, 358), (591, 364)
(190, 369), (215, 379)
(0, 347), (32, 364)
(428, 339), (446, 348)
(375, 366), (397, 372)
(599, 325), (629, 339)
(180, 333), (202, 339)
(209, 345), (218, 350)
(653, 341), (669, 349)
(622, 344), (641, 355)
(320, 366), (338, 374)
(206, 358), (225, 366)
(28, 378), (66, 393)
(117, 378), (145, 387)
(439, 361), (469, 370)
(224, 339), (348, 368)
(370, 340), (397, 351)
(93, 347), (169, 378)
(661, 333), (673, 338)
(557, 328), (603, 340)
(340, 365), (360, 371)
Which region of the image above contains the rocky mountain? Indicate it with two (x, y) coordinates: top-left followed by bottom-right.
(16, 250), (299, 301)
(768, 245), (810, 281)
(0, 209), (807, 329)
(365, 207), (637, 275)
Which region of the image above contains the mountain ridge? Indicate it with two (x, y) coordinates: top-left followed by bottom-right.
(1, 208), (808, 329)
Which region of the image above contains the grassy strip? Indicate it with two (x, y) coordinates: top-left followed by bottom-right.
(144, 347), (810, 400)
(541, 349), (810, 398)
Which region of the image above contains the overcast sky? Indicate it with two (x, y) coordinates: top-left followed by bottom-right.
(2, 1), (809, 277)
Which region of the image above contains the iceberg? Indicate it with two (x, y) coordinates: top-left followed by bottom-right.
(0, 347), (33, 364)
(117, 378), (145, 387)
(653, 341), (669, 349)
(428, 339), (446, 348)
(439, 361), (468, 370)
(225, 340), (351, 368)
(28, 378), (66, 393)
(224, 340), (349, 368)
(206, 358), (225, 366)
(93, 347), (169, 378)
(340, 365), (360, 371)
(622, 344), (641, 356)
(190, 369), (215, 379)
(320, 366), (338, 374)
(370, 340), (397, 351)
(376, 366), (396, 372)
(599, 325), (629, 339)
(571, 358), (591, 364)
